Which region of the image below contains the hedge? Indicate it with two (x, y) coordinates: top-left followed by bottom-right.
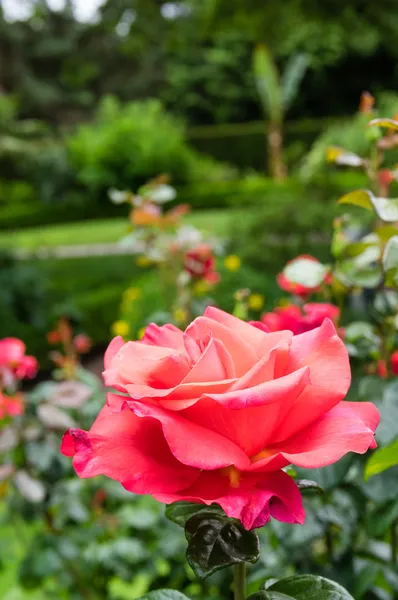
(187, 117), (341, 170)
(0, 171), (368, 231)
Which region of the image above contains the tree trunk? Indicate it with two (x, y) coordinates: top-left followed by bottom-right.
(267, 121), (287, 181)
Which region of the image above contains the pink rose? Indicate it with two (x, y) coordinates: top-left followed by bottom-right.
(262, 303), (340, 336)
(61, 307), (379, 530)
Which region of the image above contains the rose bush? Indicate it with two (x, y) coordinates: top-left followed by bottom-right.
(261, 303), (340, 335)
(61, 307), (379, 530)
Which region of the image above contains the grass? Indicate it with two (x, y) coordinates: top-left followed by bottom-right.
(0, 209), (243, 251)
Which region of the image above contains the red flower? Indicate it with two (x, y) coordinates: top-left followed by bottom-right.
(0, 391), (24, 419)
(61, 308), (378, 530)
(391, 351), (398, 376)
(377, 359), (388, 379)
(73, 334), (92, 354)
(0, 338), (38, 381)
(183, 245), (220, 283)
(277, 255), (331, 297)
(262, 303), (340, 336)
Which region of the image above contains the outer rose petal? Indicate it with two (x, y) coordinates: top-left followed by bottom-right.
(275, 319), (351, 442)
(60, 399), (199, 494)
(104, 336), (124, 370)
(0, 338), (26, 366)
(129, 400), (251, 470)
(249, 401), (379, 471)
(154, 469), (305, 530)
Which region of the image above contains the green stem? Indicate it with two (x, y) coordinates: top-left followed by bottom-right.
(234, 562), (247, 600)
(391, 519), (397, 566)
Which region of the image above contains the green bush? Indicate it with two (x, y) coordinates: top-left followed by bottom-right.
(229, 172), (373, 271)
(67, 96), (233, 203)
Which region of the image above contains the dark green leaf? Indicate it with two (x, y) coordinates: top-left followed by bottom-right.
(248, 593), (293, 599)
(137, 590), (191, 600)
(165, 501), (223, 528)
(267, 574), (354, 599)
(366, 499), (398, 536)
(184, 511), (259, 579)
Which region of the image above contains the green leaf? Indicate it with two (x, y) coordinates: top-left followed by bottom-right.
(296, 479), (324, 494)
(383, 235), (398, 271)
(137, 591), (190, 600)
(366, 499), (398, 536)
(368, 118), (398, 131)
(165, 501), (223, 528)
(253, 44), (282, 122)
(365, 438), (398, 479)
(339, 189), (398, 222)
(295, 454), (353, 491)
(281, 54), (308, 111)
(184, 511), (259, 579)
(248, 575), (354, 599)
(374, 380), (398, 446)
(283, 257), (329, 288)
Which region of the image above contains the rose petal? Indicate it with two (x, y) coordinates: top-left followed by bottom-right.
(103, 340), (190, 391)
(129, 400), (251, 470)
(61, 399), (199, 494)
(182, 367), (309, 456)
(274, 319), (351, 441)
(272, 401), (379, 468)
(154, 469), (305, 530)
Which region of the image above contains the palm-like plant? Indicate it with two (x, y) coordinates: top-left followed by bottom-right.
(253, 44), (308, 181)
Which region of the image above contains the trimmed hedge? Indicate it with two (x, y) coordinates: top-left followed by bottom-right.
(187, 117), (341, 171)
(0, 171), (368, 230)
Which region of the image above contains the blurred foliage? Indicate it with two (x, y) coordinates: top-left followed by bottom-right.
(301, 92), (398, 180)
(67, 97), (234, 202)
(2, 0), (398, 127)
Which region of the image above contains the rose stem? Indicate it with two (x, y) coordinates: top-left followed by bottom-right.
(391, 519), (397, 566)
(234, 562), (247, 600)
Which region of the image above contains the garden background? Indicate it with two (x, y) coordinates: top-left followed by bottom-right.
(2, 1), (398, 599)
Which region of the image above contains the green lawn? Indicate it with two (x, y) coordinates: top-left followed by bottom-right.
(0, 210), (243, 251)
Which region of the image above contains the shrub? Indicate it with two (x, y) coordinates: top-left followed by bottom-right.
(67, 96), (233, 204)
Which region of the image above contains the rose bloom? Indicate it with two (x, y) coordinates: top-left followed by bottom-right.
(0, 338), (38, 381)
(277, 254), (331, 297)
(183, 245), (220, 284)
(61, 307), (379, 530)
(262, 303), (340, 336)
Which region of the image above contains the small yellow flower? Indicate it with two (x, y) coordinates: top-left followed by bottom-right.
(193, 280), (210, 296)
(173, 308), (187, 324)
(326, 146), (343, 163)
(136, 256), (151, 268)
(137, 326), (146, 340)
(248, 293), (265, 311)
(124, 287), (141, 301)
(224, 254), (241, 272)
(111, 320), (130, 337)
